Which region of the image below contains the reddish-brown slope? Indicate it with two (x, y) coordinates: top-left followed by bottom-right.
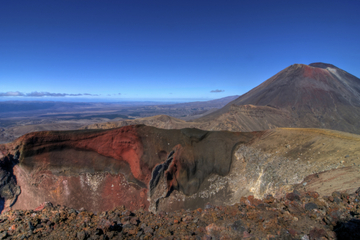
(8, 126), (153, 212)
(218, 63), (360, 110)
(0, 125), (252, 213)
(197, 63), (360, 133)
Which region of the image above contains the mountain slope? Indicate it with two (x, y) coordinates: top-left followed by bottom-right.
(196, 63), (360, 133)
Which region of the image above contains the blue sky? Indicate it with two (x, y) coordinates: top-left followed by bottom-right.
(1, 0), (359, 101)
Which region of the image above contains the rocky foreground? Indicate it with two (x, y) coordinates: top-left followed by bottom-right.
(1, 189), (360, 240)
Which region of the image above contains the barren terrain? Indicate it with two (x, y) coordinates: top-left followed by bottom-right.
(0, 96), (238, 144)
(1, 188), (359, 239)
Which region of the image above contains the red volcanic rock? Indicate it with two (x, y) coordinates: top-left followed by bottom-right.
(247, 195), (263, 207)
(34, 202), (52, 212)
(286, 192), (301, 201)
(73, 126), (145, 180)
(0, 126), (159, 213)
(8, 126), (155, 213)
(164, 144), (182, 193)
(0, 125), (253, 213)
(304, 191), (320, 199)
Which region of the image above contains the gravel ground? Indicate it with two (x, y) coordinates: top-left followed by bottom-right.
(1, 188), (360, 239)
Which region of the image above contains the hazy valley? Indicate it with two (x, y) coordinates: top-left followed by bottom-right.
(0, 96), (238, 144)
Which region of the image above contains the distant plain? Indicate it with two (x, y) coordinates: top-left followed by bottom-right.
(0, 96), (238, 143)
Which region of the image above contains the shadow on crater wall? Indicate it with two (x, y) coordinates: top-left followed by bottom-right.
(0, 152), (20, 213)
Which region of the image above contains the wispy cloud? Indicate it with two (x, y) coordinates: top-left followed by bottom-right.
(210, 89), (225, 93)
(26, 92), (67, 97)
(0, 91), (25, 96)
(0, 91), (98, 97)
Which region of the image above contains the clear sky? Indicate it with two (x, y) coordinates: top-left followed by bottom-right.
(1, 0), (359, 102)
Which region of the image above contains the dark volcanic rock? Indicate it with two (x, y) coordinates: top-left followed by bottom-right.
(286, 191), (301, 201)
(305, 202), (318, 211)
(0, 189), (359, 239)
(0, 153), (20, 212)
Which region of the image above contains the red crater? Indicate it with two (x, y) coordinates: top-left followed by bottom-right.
(0, 125), (251, 213)
(302, 64), (330, 80)
(0, 125), (164, 212)
(70, 126), (146, 182)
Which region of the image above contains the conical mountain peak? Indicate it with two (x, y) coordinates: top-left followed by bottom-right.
(197, 63), (360, 134)
(224, 62), (360, 109)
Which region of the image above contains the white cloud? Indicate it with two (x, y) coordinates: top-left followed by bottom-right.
(0, 91), (99, 97)
(0, 91), (25, 96)
(210, 89), (225, 93)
